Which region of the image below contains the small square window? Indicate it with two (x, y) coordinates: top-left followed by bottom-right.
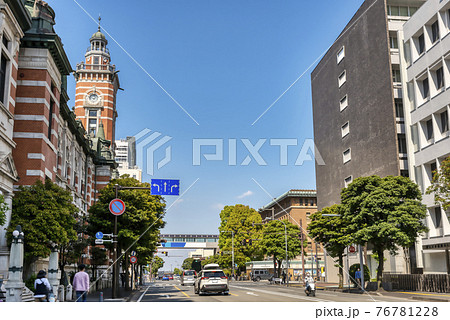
(338, 70), (346, 87)
(337, 47), (345, 64)
(390, 36), (398, 49)
(418, 33), (425, 54)
(89, 110), (97, 117)
(431, 21), (439, 43)
(440, 110), (448, 133)
(436, 67), (444, 90)
(343, 148), (351, 163)
(344, 176), (353, 187)
(340, 95), (348, 111)
(341, 122), (349, 138)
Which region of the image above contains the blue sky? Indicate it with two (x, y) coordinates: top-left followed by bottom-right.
(51, 0), (364, 245)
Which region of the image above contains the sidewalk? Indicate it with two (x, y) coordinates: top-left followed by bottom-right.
(71, 286), (142, 302)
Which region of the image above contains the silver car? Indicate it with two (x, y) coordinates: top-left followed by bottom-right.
(194, 264), (229, 295)
(181, 270), (197, 286)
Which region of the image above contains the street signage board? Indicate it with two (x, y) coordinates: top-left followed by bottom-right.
(151, 179), (180, 196)
(131, 251), (137, 256)
(109, 198), (126, 216)
(95, 239), (104, 245)
(130, 256), (137, 264)
(95, 232), (104, 239)
(349, 245), (356, 253)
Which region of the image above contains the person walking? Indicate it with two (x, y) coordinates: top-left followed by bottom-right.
(355, 268), (362, 288)
(73, 264), (90, 302)
(282, 271), (286, 284)
(34, 270), (52, 302)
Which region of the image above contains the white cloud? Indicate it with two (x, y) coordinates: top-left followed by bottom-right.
(212, 203), (225, 210)
(237, 190), (253, 199)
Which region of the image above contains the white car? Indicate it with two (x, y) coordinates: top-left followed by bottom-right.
(181, 270), (196, 286)
(194, 264), (229, 295)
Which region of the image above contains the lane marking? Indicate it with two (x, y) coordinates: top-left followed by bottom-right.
(174, 285), (190, 298)
(246, 291), (259, 296)
(398, 292), (450, 298)
(137, 285), (152, 302)
(230, 293), (238, 297)
(231, 285), (330, 302)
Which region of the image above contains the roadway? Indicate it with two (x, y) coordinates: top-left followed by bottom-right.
(137, 279), (415, 302)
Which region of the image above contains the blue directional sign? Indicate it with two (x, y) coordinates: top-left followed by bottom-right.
(151, 179), (180, 196)
(95, 232), (104, 239)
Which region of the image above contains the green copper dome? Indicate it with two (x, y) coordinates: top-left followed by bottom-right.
(91, 30), (106, 41)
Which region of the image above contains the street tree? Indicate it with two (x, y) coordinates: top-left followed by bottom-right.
(218, 205), (263, 273)
(182, 257), (194, 270)
(0, 194), (7, 226)
(173, 268), (182, 275)
(7, 179), (78, 277)
(427, 156), (450, 210)
(308, 204), (349, 288)
(88, 176), (165, 288)
(260, 220), (305, 277)
(341, 175), (428, 283)
(150, 255), (164, 276)
(90, 246), (108, 290)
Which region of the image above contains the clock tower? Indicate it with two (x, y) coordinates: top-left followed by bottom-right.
(74, 19), (119, 144)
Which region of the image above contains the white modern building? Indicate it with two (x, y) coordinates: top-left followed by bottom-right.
(115, 136), (142, 181)
(399, 0), (450, 274)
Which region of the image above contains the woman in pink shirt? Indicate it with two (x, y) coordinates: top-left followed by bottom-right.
(73, 264), (90, 302)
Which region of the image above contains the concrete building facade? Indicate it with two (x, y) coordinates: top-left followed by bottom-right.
(399, 0), (450, 274)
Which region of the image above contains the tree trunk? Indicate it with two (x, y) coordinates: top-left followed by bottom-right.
(273, 256), (277, 277)
(125, 255), (131, 291)
(338, 253), (344, 289)
(363, 245), (368, 266)
(376, 248), (384, 285)
(277, 259), (282, 278)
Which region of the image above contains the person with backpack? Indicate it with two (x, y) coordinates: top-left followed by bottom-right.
(34, 270), (52, 302)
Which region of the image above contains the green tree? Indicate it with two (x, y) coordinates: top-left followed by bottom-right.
(218, 205), (263, 273)
(173, 268), (182, 275)
(308, 205), (349, 288)
(88, 176), (165, 288)
(427, 156), (450, 210)
(182, 257), (194, 270)
(0, 194), (8, 226)
(341, 175), (428, 283)
(260, 220), (305, 277)
(7, 180), (78, 276)
(90, 246), (108, 290)
(150, 255), (164, 276)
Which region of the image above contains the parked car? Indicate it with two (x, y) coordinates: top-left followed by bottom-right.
(251, 269), (273, 282)
(181, 270), (197, 286)
(169, 275), (174, 280)
(194, 264), (229, 295)
(162, 276), (169, 281)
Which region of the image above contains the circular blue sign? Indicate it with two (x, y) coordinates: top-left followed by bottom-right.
(95, 232), (104, 239)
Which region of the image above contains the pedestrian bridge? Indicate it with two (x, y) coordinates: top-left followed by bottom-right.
(158, 234), (219, 249)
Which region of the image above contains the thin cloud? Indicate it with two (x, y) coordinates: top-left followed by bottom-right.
(212, 203), (225, 210)
(237, 190), (253, 199)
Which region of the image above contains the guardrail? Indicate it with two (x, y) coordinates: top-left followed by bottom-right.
(382, 273), (450, 293)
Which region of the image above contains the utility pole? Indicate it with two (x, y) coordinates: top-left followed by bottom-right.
(112, 184), (119, 299)
(231, 231), (235, 280)
(359, 244), (365, 292)
(300, 220), (305, 281)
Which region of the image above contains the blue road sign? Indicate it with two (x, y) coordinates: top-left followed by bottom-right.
(151, 179), (180, 196)
(95, 232), (104, 239)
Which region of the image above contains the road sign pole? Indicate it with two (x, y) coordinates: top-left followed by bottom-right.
(359, 244), (365, 292)
(112, 184), (119, 299)
(231, 231), (234, 280)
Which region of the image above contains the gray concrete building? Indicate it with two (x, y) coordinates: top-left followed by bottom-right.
(399, 0), (450, 274)
(311, 0), (426, 276)
(312, 0), (425, 211)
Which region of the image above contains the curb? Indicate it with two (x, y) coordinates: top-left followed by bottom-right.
(411, 296), (450, 302)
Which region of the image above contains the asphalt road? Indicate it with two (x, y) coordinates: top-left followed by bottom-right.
(137, 280), (414, 302)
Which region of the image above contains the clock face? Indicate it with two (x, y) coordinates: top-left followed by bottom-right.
(89, 93), (99, 103)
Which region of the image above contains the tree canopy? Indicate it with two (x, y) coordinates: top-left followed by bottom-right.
(341, 175), (428, 282)
(150, 256), (164, 275)
(260, 220), (305, 277)
(7, 179), (78, 272)
(308, 204), (348, 288)
(88, 176), (166, 265)
(427, 156), (450, 210)
(218, 205), (263, 271)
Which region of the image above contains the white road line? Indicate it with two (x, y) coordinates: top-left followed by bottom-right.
(231, 285), (330, 302)
(137, 285), (152, 302)
(246, 292), (259, 296)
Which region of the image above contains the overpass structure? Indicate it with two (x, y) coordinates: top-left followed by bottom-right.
(158, 234), (219, 250)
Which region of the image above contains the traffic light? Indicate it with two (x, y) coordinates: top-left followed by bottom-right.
(249, 239), (252, 246)
(161, 251), (168, 256)
(242, 239), (246, 246)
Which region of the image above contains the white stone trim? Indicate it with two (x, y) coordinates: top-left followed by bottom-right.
(26, 170), (45, 178)
(17, 80), (59, 103)
(18, 48), (62, 89)
(44, 168), (53, 179)
(96, 181), (110, 185)
(76, 86), (114, 91)
(27, 153), (46, 161)
(15, 97), (50, 110)
(100, 117), (114, 121)
(13, 132), (57, 153)
(9, 98), (15, 107)
(10, 77), (16, 88)
(14, 114), (49, 126)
